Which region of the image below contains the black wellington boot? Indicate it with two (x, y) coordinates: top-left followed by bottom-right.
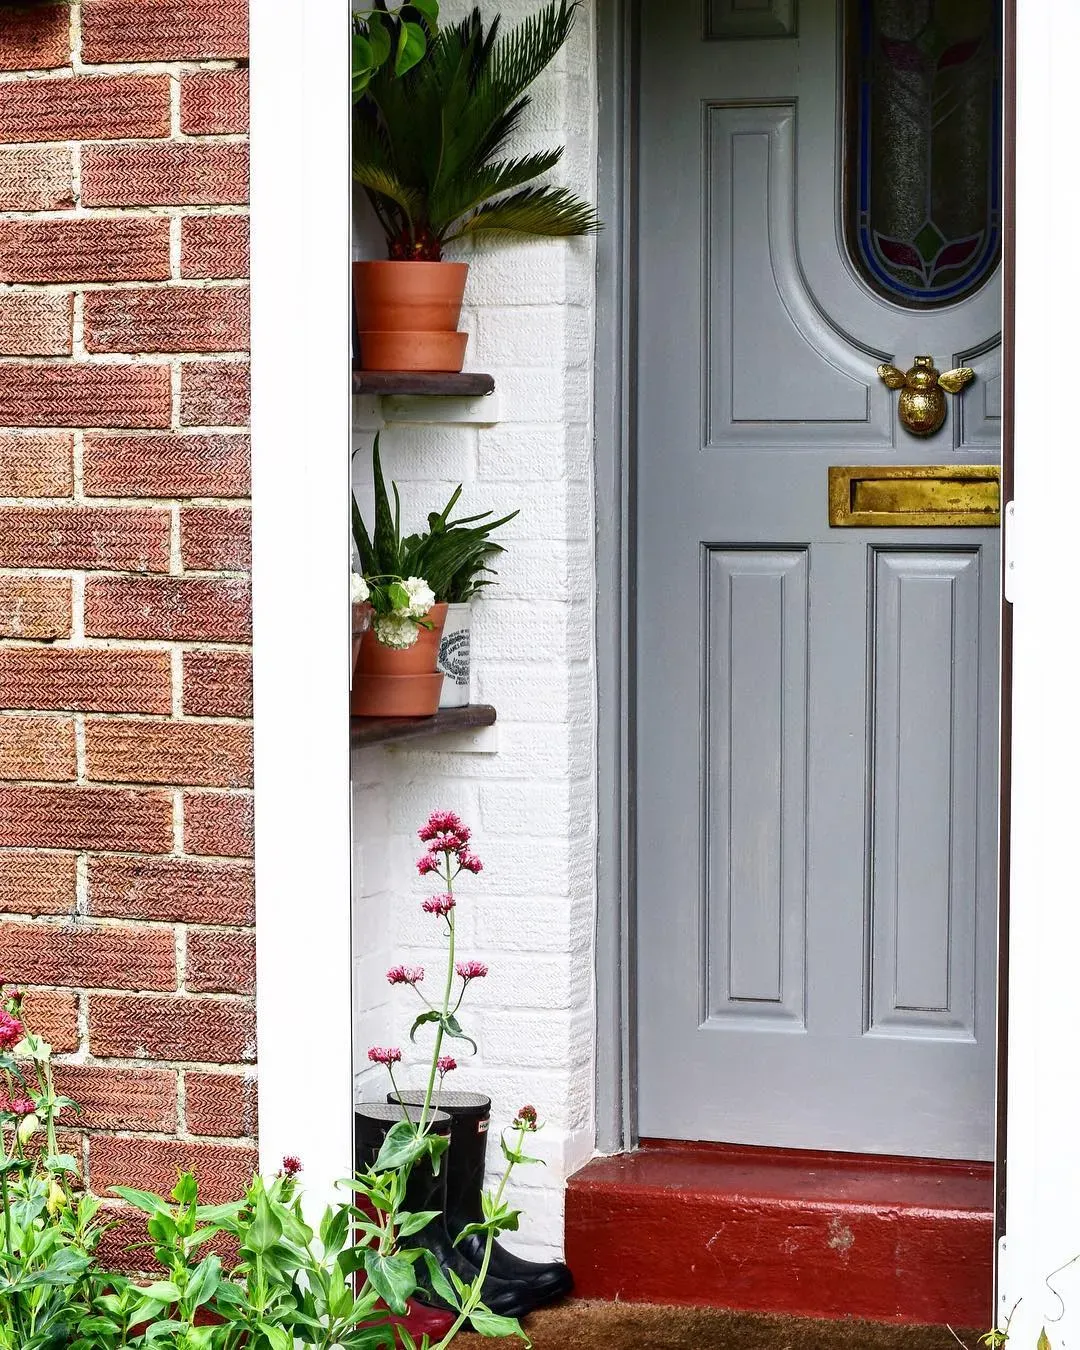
(389, 1090), (574, 1305)
(354, 1102), (536, 1321)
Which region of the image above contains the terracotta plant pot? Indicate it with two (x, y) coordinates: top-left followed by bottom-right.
(352, 603), (448, 717)
(353, 261), (469, 372)
(358, 330), (468, 373)
(354, 261), (467, 331)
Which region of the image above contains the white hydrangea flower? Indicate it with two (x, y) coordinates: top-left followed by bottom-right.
(351, 572), (370, 604)
(400, 576), (436, 619)
(374, 614), (420, 649)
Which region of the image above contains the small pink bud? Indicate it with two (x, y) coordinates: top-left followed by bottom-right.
(386, 965), (425, 986)
(422, 893), (455, 918)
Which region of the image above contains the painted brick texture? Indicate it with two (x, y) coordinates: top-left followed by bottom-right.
(0, 0), (255, 1209)
(349, 0), (600, 1262)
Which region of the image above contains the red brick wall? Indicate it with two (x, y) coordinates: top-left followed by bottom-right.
(0, 0), (255, 1232)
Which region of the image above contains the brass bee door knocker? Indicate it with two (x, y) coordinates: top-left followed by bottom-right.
(877, 355), (975, 437)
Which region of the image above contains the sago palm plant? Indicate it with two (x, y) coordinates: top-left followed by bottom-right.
(353, 0), (599, 260)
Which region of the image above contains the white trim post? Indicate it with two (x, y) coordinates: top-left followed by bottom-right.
(249, 6), (354, 1213)
(1003, 0), (1080, 1340)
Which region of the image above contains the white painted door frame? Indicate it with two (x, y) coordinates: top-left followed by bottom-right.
(246, 0), (1079, 1326)
(1001, 0), (1080, 1340)
(249, 4), (354, 1215)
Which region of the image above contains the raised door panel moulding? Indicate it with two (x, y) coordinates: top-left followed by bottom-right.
(705, 103), (892, 448)
(706, 0), (798, 39)
(703, 546), (808, 1027)
(868, 549), (981, 1040)
(955, 340), (1002, 452)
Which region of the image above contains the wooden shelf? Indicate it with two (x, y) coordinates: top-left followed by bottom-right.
(352, 370), (495, 397)
(350, 703), (497, 749)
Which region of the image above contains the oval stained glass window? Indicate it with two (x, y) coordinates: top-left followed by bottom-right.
(846, 0), (1002, 307)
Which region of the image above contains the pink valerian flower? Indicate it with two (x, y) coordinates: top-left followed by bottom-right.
(418, 811), (471, 845)
(2, 988), (23, 1010)
(0, 1010), (23, 1051)
(0, 1097), (34, 1117)
(456, 960), (488, 982)
(455, 850), (483, 874)
(386, 965), (425, 986)
(281, 1156), (302, 1178)
(416, 853), (442, 876)
(422, 893), (455, 918)
(427, 832), (467, 855)
(513, 1104), (539, 1132)
(436, 1055), (457, 1077)
(367, 1046), (403, 1066)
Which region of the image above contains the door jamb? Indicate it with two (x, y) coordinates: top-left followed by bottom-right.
(593, 0), (638, 1155)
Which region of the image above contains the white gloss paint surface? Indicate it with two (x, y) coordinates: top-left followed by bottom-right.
(250, 3), (355, 1215)
(1002, 0), (1080, 1342)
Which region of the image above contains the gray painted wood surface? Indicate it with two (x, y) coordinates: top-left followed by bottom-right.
(635, 0), (1001, 1158)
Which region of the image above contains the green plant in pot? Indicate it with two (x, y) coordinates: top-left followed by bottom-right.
(352, 0), (600, 373)
(352, 436), (517, 715)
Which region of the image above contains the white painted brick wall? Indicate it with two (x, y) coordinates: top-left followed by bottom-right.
(351, 0), (598, 1259)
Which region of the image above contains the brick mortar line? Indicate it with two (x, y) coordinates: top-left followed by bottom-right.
(0, 350), (250, 363)
(0, 641), (253, 658)
(0, 209), (250, 223)
(0, 282), (250, 295)
(0, 133), (247, 149)
(0, 712), (253, 727)
(0, 914), (254, 940)
(0, 63), (245, 84)
(0, 498), (252, 508)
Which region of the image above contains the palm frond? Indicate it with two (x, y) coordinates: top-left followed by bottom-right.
(448, 185), (600, 241)
(351, 163), (424, 227)
(428, 149), (563, 236)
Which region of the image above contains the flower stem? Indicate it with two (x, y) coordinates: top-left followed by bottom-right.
(430, 1125), (526, 1350)
(419, 857), (456, 1135)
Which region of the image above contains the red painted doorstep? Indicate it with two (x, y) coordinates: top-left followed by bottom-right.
(564, 1141), (994, 1326)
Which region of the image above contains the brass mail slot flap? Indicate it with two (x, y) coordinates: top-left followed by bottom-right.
(828, 465), (1000, 528)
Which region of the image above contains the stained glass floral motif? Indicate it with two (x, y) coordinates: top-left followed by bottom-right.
(848, 0), (1001, 307)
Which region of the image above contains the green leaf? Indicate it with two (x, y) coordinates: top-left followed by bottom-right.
(394, 21), (429, 76)
(468, 1306), (526, 1339)
(44, 1153), (81, 1174)
(422, 1249), (460, 1309)
(320, 1204), (350, 1257)
(247, 1190), (283, 1254)
(185, 1253), (221, 1309)
(367, 14), (393, 70)
(373, 1119), (430, 1172)
(141, 1280), (182, 1303)
(111, 1186), (170, 1216)
(257, 1323), (293, 1350)
(172, 1170), (198, 1206)
(1038, 1332), (1052, 1350)
(396, 1208), (440, 1237)
(364, 1249), (417, 1315)
(409, 0), (440, 20)
(410, 1009), (442, 1041)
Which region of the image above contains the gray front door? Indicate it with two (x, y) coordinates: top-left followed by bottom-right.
(635, 0), (1002, 1159)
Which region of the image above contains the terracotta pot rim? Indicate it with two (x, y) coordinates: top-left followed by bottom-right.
(354, 260), (469, 273)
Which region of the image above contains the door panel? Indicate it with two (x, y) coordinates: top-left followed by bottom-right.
(635, 0), (1001, 1159)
